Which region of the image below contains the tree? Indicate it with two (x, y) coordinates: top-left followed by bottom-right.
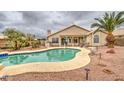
(91, 11), (124, 48)
(3, 28), (26, 50)
(31, 39), (41, 48)
(26, 34), (34, 46)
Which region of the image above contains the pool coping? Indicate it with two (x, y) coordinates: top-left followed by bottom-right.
(0, 47), (91, 76)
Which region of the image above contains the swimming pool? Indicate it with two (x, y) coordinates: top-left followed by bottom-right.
(0, 48), (80, 66)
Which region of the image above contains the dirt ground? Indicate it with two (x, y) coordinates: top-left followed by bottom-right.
(2, 46), (124, 81)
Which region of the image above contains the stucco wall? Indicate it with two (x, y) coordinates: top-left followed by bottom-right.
(87, 31), (107, 46)
(86, 34), (92, 45)
(100, 32), (107, 45)
(47, 26), (89, 46)
(47, 25), (107, 46)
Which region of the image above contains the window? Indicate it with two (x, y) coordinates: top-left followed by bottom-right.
(52, 38), (59, 43)
(94, 35), (99, 43)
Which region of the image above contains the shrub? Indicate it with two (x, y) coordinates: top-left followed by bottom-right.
(106, 49), (115, 54)
(31, 40), (41, 48)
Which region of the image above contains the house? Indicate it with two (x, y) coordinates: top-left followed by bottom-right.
(113, 29), (124, 46)
(113, 29), (124, 37)
(47, 25), (108, 47)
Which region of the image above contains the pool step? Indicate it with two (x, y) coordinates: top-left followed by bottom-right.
(0, 52), (9, 57)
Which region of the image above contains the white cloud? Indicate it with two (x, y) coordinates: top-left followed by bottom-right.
(3, 12), (23, 22)
(0, 11), (119, 38)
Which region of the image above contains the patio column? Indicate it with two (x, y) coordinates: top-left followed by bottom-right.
(59, 37), (61, 46)
(72, 37), (74, 46)
(78, 37), (80, 45)
(77, 37), (79, 46)
(70, 37), (72, 46)
(80, 37), (83, 44)
(79, 37), (81, 45)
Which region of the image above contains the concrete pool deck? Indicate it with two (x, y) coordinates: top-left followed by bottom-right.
(0, 47), (91, 76)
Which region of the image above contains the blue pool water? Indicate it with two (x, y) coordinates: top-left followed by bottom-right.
(0, 48), (80, 66)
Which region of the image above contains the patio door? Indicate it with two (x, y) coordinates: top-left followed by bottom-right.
(61, 38), (65, 46)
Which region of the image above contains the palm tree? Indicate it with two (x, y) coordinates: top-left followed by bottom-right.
(91, 11), (124, 48)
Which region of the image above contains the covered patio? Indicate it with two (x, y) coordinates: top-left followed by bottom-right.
(60, 35), (87, 46)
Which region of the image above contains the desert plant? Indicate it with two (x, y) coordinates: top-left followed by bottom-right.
(3, 28), (26, 50)
(31, 39), (41, 48)
(26, 34), (34, 46)
(91, 11), (124, 48)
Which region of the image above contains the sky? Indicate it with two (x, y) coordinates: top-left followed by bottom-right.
(0, 11), (114, 38)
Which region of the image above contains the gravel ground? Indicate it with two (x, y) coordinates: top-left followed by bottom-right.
(2, 46), (124, 81)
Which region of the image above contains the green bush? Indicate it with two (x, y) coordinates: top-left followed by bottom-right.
(31, 40), (41, 48)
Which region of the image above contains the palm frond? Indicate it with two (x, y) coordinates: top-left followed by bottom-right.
(115, 11), (124, 21)
(91, 11), (124, 33)
(91, 23), (103, 28)
(116, 18), (124, 26)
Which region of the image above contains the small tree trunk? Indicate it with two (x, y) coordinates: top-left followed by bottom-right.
(106, 32), (116, 53)
(15, 41), (18, 50)
(106, 32), (115, 48)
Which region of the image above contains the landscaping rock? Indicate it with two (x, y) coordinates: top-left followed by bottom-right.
(106, 49), (115, 54)
(98, 63), (107, 67)
(103, 69), (115, 74)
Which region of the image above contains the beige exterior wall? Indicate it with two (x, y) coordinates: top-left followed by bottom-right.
(99, 32), (107, 45)
(47, 25), (107, 47)
(47, 26), (89, 46)
(87, 31), (107, 46)
(86, 34), (92, 46)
